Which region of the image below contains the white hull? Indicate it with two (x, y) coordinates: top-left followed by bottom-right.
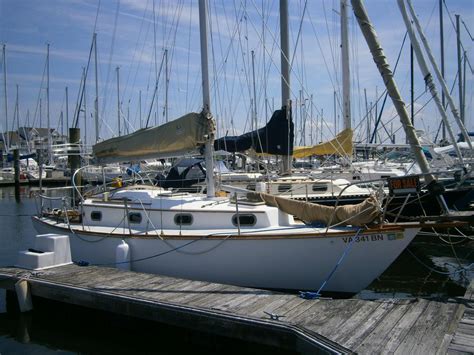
(33, 217), (418, 294)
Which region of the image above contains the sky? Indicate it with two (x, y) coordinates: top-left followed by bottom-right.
(0, 0), (473, 147)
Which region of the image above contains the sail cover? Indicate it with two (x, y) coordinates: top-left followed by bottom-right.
(293, 128), (353, 158)
(214, 108), (294, 155)
(256, 192), (380, 227)
(93, 112), (208, 164)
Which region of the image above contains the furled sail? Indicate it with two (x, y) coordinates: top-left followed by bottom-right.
(214, 108), (294, 155)
(292, 128), (353, 158)
(93, 112), (209, 164)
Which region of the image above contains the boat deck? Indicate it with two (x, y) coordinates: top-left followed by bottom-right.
(0, 265), (472, 354)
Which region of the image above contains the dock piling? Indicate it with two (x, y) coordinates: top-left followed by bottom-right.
(68, 127), (81, 205)
(13, 148), (20, 201)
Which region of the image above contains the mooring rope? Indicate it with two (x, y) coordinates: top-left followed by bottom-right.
(300, 228), (362, 299)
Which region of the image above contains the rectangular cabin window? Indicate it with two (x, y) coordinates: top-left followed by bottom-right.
(232, 214), (256, 227)
(312, 184), (328, 192)
(128, 212), (142, 224)
(277, 184), (292, 193)
(174, 213), (193, 226)
(90, 211), (102, 221)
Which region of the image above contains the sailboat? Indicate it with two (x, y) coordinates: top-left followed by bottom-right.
(32, 0), (426, 295)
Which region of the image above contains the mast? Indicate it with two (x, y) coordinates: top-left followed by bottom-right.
(15, 84), (19, 132)
(455, 15), (463, 126)
(3, 44), (9, 151)
(165, 48), (169, 123)
(116, 66), (121, 136)
(251, 50), (257, 132)
(280, 0), (291, 174)
(341, 0), (351, 131)
(46, 43), (52, 164)
(198, 0), (215, 198)
(93, 33), (99, 143)
(439, 0), (446, 141)
(351, 0), (449, 213)
(82, 67), (87, 148)
(405, 0), (472, 149)
(397, 0), (464, 163)
(65, 87), (69, 137)
(40, 98), (42, 128)
(139, 90), (142, 129)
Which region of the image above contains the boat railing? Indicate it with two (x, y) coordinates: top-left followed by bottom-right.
(33, 191), (76, 223)
(70, 164), (155, 202)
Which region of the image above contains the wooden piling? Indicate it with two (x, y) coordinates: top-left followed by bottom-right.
(13, 148), (20, 200)
(68, 128), (81, 205)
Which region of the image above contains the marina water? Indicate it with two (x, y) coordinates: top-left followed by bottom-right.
(0, 186), (472, 353)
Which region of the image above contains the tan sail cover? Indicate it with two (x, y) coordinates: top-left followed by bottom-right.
(256, 192), (380, 227)
(93, 112), (209, 164)
(293, 128), (353, 158)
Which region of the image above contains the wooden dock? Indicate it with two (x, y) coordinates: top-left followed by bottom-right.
(448, 279), (474, 354)
(0, 265), (472, 354)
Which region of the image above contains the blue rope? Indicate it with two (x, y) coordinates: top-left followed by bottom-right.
(300, 228), (362, 299)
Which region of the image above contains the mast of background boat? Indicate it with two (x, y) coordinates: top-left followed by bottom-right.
(139, 90), (142, 128)
(3, 44), (9, 152)
(439, 0), (446, 142)
(341, 0), (351, 132)
(199, 0), (215, 198)
(82, 67), (87, 148)
(93, 33), (99, 143)
(251, 50), (257, 133)
(397, 0), (464, 164)
(165, 48), (169, 123)
(46, 43), (53, 165)
(405, 0), (472, 150)
(116, 66), (121, 136)
(455, 15), (464, 127)
(280, 0), (291, 175)
(15, 85), (19, 134)
(351, 0), (450, 213)
(65, 87), (69, 138)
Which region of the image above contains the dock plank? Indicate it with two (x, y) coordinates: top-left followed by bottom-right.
(379, 299), (429, 354)
(342, 300), (398, 351)
(343, 301), (410, 354)
(332, 300), (393, 345)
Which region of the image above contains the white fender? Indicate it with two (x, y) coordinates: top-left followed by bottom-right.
(115, 240), (131, 271)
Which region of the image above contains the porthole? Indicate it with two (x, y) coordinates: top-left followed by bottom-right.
(174, 213), (193, 226)
(90, 211), (102, 221)
(312, 184), (328, 192)
(232, 214), (256, 227)
(128, 212), (142, 224)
